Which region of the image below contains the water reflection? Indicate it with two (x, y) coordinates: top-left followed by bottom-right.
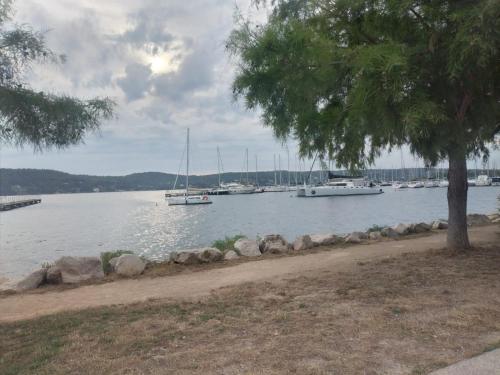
(0, 187), (498, 278)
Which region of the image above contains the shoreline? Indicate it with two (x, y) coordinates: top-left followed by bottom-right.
(1, 212), (499, 288)
(1, 224), (499, 374)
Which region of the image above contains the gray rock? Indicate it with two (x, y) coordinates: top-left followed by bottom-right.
(46, 266), (62, 284)
(345, 232), (363, 244)
(492, 217), (500, 224)
(381, 227), (400, 239)
(224, 250), (239, 260)
(410, 222), (432, 233)
(171, 251), (201, 265)
(310, 233), (340, 247)
(293, 235), (314, 251)
(115, 254), (145, 277)
(487, 213), (499, 221)
(351, 231), (368, 239)
(259, 234), (289, 254)
(432, 220), (448, 230)
(197, 248), (223, 263)
(15, 269), (47, 291)
(234, 238), (261, 257)
(109, 257), (120, 273)
(55, 256), (104, 284)
(393, 223), (411, 235)
(369, 231), (382, 240)
(467, 214), (491, 226)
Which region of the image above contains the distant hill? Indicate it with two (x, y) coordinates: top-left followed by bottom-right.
(0, 167), (462, 195)
(0, 168), (307, 195)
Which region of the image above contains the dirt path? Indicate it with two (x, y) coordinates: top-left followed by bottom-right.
(1, 225), (498, 323)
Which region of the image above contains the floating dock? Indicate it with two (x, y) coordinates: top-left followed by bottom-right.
(0, 196), (42, 211)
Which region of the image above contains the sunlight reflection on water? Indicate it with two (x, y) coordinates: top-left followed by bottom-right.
(0, 187), (498, 278)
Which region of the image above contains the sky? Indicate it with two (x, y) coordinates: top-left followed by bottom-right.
(0, 0), (499, 176)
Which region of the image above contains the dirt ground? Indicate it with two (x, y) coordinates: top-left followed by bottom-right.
(1, 225), (498, 323)
(1, 225), (499, 374)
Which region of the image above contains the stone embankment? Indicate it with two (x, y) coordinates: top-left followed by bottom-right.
(4, 213), (499, 293)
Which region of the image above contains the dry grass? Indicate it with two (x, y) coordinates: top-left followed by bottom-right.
(1, 244), (500, 375)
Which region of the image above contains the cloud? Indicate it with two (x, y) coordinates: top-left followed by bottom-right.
(117, 63), (153, 101)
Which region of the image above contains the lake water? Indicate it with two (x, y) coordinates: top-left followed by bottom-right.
(1, 187), (499, 279)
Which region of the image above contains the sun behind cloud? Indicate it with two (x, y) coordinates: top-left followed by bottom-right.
(149, 54), (170, 74)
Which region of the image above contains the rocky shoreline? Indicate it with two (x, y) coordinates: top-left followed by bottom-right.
(2, 213), (499, 294)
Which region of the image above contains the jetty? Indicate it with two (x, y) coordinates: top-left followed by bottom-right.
(0, 196), (42, 211)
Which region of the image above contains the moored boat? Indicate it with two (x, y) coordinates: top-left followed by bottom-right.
(297, 178), (383, 197)
(167, 129), (212, 206)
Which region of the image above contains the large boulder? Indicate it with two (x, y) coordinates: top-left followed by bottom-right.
(197, 248), (223, 263)
(345, 232), (366, 244)
(467, 214), (491, 226)
(293, 235), (314, 251)
(15, 269), (47, 291)
(310, 234), (341, 247)
(55, 256), (104, 284)
(369, 231), (382, 241)
(170, 250), (201, 265)
(224, 250), (239, 260)
(109, 257), (120, 273)
(259, 234), (289, 254)
(432, 220), (448, 230)
(46, 266), (62, 284)
(115, 254), (145, 277)
(381, 227), (399, 239)
(409, 222), (432, 234)
(393, 223), (411, 235)
(234, 238), (261, 257)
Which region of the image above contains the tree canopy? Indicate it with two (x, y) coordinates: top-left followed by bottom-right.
(228, 0), (500, 250)
(0, 0), (114, 149)
(228, 0), (499, 168)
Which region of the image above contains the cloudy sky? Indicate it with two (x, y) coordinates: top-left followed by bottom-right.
(1, 0), (499, 176)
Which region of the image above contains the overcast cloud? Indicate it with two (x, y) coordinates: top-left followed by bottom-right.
(0, 0), (498, 175)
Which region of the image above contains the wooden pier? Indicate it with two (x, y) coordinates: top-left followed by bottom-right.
(0, 196), (42, 211)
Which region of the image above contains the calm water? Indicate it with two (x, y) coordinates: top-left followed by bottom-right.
(1, 187), (499, 279)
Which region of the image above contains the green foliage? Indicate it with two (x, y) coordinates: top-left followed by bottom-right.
(212, 235), (246, 253)
(101, 250), (133, 274)
(366, 224), (385, 233)
(40, 261), (54, 269)
(228, 0), (500, 168)
(0, 1), (115, 149)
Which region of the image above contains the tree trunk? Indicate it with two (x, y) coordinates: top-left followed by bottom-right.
(447, 152), (470, 250)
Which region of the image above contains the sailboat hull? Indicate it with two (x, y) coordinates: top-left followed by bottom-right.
(168, 195), (212, 205)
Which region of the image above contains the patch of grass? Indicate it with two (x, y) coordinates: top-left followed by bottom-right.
(40, 262), (54, 269)
(100, 250), (133, 274)
(482, 340), (500, 353)
(212, 235), (246, 253)
(366, 224), (385, 232)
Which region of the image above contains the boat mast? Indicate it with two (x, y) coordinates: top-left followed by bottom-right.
(255, 155), (258, 187)
(274, 154), (277, 186)
(287, 147), (290, 189)
(279, 154), (282, 186)
(246, 148), (249, 185)
(217, 146), (221, 189)
(186, 128), (190, 197)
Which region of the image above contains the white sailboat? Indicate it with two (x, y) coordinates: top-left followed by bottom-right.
(168, 129), (212, 206)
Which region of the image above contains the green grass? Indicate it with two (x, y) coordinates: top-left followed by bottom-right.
(211, 235), (246, 253)
(366, 224), (386, 233)
(100, 250), (133, 274)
